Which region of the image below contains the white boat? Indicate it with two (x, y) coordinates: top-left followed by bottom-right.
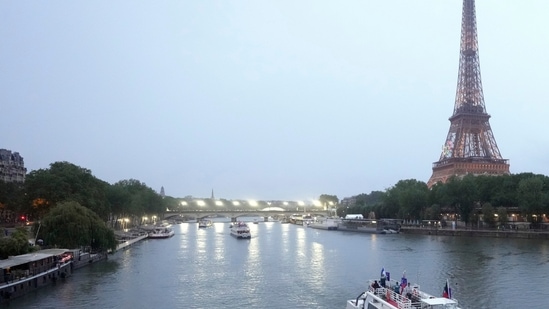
(308, 218), (340, 230)
(345, 270), (461, 309)
(198, 219), (212, 228)
(148, 227), (174, 239)
(230, 221), (251, 239)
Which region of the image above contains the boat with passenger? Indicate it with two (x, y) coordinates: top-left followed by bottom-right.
(345, 269), (461, 309)
(198, 219), (212, 228)
(148, 227), (174, 239)
(230, 221), (251, 239)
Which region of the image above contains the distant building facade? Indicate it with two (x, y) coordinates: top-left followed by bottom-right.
(0, 149), (27, 182)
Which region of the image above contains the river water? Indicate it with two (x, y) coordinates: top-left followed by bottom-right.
(4, 218), (549, 309)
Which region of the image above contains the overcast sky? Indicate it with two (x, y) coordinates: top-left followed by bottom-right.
(1, 1), (548, 202)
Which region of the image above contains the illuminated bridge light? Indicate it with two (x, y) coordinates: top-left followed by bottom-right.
(215, 201), (223, 206)
(232, 201), (240, 206)
(196, 200), (205, 206)
(249, 200), (258, 207)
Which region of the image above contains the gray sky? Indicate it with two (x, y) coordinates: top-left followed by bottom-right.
(2, 1), (548, 202)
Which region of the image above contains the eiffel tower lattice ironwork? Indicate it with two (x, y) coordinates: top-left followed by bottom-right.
(427, 0), (510, 187)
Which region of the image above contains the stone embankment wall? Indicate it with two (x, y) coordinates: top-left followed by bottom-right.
(401, 227), (549, 239)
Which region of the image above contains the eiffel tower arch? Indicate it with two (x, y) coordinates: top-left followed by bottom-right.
(428, 0), (510, 188)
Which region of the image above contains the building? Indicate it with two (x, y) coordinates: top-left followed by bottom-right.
(0, 149), (27, 183)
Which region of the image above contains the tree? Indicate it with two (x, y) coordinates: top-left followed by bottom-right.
(39, 201), (117, 252)
(0, 227), (34, 259)
(424, 204), (441, 220)
(481, 202), (496, 227)
(383, 179), (428, 220)
(318, 194), (338, 207)
(24, 162), (111, 220)
(443, 175), (478, 225)
(517, 176), (545, 219)
(110, 179), (164, 223)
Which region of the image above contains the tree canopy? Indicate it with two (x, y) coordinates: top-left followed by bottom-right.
(0, 227), (34, 259)
(39, 201), (117, 252)
(24, 161), (110, 220)
(339, 173), (549, 226)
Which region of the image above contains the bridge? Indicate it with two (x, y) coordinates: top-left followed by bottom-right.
(163, 197), (338, 221)
(163, 209), (331, 221)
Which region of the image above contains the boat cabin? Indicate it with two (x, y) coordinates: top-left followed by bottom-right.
(0, 249), (73, 301)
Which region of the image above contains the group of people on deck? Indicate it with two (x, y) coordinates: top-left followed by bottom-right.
(372, 269), (452, 303)
(371, 272), (414, 300)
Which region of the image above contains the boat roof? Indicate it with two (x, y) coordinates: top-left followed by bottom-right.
(421, 297), (458, 306)
(0, 249), (70, 269)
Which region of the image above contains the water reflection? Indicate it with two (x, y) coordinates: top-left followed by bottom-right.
(5, 223), (549, 309)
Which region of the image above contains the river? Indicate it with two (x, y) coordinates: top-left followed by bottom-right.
(4, 218), (549, 309)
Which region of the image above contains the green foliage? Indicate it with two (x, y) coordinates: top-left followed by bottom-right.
(442, 175), (478, 224)
(318, 194), (339, 207)
(424, 204), (441, 220)
(339, 173), (549, 226)
(24, 162), (110, 220)
(40, 201), (117, 252)
(109, 179), (165, 217)
(0, 227), (34, 259)
(481, 202), (496, 226)
(384, 180), (429, 219)
(517, 176), (545, 216)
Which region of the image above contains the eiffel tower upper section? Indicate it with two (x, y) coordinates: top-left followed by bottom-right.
(427, 0), (509, 187)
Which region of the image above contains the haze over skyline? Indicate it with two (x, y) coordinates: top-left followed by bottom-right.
(2, 1), (548, 201)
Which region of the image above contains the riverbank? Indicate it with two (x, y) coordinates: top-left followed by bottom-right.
(0, 230), (149, 304)
(401, 226), (549, 239)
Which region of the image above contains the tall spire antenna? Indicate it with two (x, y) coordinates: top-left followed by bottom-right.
(428, 0), (509, 187)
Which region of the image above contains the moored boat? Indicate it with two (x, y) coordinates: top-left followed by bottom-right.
(0, 249), (74, 302)
(337, 218), (401, 234)
(148, 227), (174, 239)
(308, 218), (340, 230)
(345, 269), (461, 309)
(198, 219), (212, 228)
(230, 221), (251, 239)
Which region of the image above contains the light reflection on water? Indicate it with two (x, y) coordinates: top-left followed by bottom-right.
(3, 219), (548, 309)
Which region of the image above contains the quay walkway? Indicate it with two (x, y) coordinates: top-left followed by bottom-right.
(401, 226), (549, 239)
(115, 233), (148, 251)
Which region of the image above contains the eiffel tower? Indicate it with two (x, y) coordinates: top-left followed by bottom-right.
(427, 0), (510, 187)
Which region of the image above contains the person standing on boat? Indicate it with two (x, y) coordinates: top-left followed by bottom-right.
(380, 268), (387, 288)
(393, 281), (400, 293)
(402, 282), (413, 299)
(371, 280), (381, 290)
